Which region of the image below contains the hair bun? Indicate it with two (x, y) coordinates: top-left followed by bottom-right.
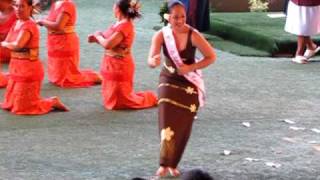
(32, 3), (42, 14)
(117, 0), (141, 20)
(130, 0), (141, 12)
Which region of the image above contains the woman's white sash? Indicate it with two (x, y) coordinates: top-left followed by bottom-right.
(162, 25), (205, 107)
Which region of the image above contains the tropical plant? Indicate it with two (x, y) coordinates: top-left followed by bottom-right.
(248, 0), (269, 12)
(159, 1), (169, 25)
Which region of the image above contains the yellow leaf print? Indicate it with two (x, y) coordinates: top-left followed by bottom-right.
(161, 127), (175, 142)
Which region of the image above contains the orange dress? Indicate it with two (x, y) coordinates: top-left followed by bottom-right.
(101, 21), (157, 110)
(1, 20), (65, 115)
(46, 0), (101, 88)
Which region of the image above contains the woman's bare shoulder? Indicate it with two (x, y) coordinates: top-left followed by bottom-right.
(153, 29), (164, 41)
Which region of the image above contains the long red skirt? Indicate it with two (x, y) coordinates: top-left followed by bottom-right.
(101, 55), (157, 110)
(47, 33), (101, 88)
(1, 59), (59, 115)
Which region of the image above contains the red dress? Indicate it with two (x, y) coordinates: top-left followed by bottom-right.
(101, 21), (157, 110)
(0, 71), (7, 88)
(46, 0), (101, 88)
(0, 11), (16, 63)
(0, 11), (16, 88)
(291, 0), (320, 6)
(1, 20), (65, 115)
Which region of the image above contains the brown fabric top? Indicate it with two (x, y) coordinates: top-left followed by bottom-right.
(162, 27), (196, 82)
(291, 0), (320, 6)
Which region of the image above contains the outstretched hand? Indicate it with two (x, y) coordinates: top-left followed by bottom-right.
(148, 54), (161, 68)
(88, 31), (103, 43)
(87, 34), (98, 43)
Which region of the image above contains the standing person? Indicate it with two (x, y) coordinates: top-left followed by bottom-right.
(36, 0), (102, 88)
(187, 0), (197, 28)
(195, 0), (210, 32)
(284, 0), (289, 14)
(0, 0), (17, 88)
(87, 0), (157, 110)
(285, 0), (320, 64)
(180, 0), (210, 32)
(148, 0), (216, 177)
(0, 0), (68, 115)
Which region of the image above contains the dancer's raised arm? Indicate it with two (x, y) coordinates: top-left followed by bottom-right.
(148, 30), (163, 68)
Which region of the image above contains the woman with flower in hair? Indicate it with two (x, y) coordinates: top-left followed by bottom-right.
(0, 0), (17, 87)
(148, 0), (216, 177)
(36, 0), (102, 88)
(88, 0), (157, 110)
(0, 0), (68, 115)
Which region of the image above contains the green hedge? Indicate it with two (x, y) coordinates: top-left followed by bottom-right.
(207, 12), (320, 56)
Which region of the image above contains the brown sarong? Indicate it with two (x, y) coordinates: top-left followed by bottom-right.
(158, 61), (199, 168)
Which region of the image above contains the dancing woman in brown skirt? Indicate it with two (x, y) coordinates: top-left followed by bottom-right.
(148, 0), (216, 177)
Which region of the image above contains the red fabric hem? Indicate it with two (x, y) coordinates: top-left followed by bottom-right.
(291, 0), (320, 6)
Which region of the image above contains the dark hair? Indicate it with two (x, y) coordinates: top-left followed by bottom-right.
(168, 0), (185, 13)
(13, 0), (34, 17)
(15, 0), (33, 5)
(181, 169), (214, 180)
(116, 0), (141, 20)
(26, 0), (33, 6)
(22, 0), (37, 17)
(131, 178), (146, 180)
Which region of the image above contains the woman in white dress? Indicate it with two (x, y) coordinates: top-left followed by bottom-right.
(285, 0), (320, 64)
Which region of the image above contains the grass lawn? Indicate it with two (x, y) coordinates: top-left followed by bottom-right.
(205, 34), (271, 57)
(207, 12), (320, 57)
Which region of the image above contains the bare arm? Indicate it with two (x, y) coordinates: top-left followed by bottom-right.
(177, 29), (216, 75)
(1, 30), (31, 50)
(148, 30), (163, 68)
(93, 31), (124, 50)
(189, 30), (216, 70)
(37, 12), (69, 31)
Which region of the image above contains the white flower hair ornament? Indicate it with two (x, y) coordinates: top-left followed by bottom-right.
(32, 2), (42, 14)
(130, 0), (141, 12)
(163, 13), (170, 21)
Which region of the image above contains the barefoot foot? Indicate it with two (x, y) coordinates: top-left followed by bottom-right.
(168, 167), (180, 177)
(95, 75), (103, 84)
(156, 166), (168, 177)
(51, 96), (69, 111)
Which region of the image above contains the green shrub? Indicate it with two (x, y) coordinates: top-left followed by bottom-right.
(248, 0), (269, 12)
(159, 1), (169, 25)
